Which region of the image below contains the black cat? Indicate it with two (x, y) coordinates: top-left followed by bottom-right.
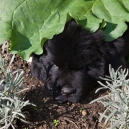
(31, 20), (129, 103)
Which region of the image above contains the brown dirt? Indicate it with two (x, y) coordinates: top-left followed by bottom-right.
(2, 51), (107, 129)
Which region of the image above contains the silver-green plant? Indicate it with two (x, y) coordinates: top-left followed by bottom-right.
(0, 54), (35, 129)
(90, 65), (129, 129)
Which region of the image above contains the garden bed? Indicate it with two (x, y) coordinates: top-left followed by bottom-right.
(2, 51), (107, 129)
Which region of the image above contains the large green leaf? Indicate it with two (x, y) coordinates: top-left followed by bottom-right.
(0, 0), (129, 60)
(92, 0), (129, 40)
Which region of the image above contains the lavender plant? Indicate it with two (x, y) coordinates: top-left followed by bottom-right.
(0, 54), (35, 129)
(91, 65), (129, 129)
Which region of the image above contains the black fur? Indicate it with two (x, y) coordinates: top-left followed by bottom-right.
(31, 20), (129, 103)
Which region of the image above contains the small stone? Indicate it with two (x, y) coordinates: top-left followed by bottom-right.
(82, 110), (87, 116)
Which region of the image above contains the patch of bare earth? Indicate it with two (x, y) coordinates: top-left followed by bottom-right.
(1, 50), (107, 129)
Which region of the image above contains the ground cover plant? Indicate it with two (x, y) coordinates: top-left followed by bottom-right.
(91, 65), (129, 129)
(0, 53), (35, 129)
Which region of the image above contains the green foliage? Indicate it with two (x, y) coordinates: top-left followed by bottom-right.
(53, 119), (59, 127)
(91, 65), (129, 129)
(0, 55), (35, 129)
(0, 0), (129, 60)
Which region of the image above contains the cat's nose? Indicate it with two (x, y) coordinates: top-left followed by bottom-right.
(61, 85), (76, 96)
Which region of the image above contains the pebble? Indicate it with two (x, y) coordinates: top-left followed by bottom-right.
(82, 110), (87, 116)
